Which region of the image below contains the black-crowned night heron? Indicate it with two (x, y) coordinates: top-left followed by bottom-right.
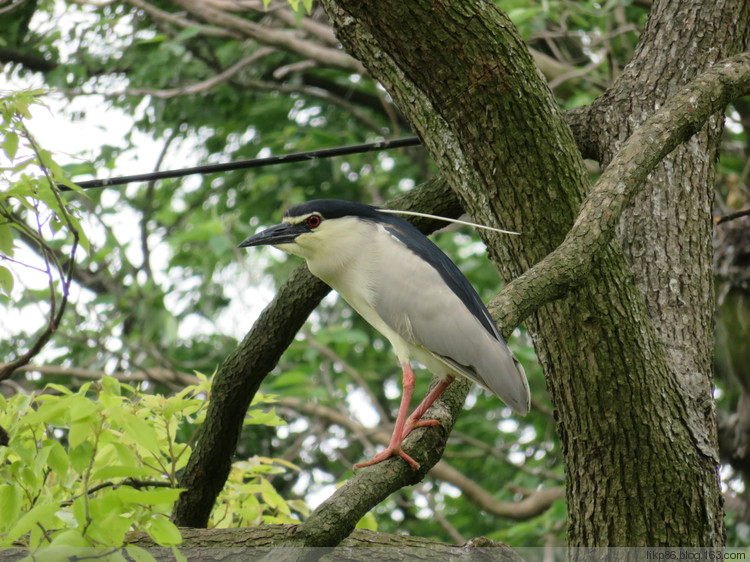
(239, 199), (529, 470)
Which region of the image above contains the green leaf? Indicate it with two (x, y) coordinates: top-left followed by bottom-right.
(68, 420), (93, 449)
(100, 375), (121, 396)
(162, 396), (202, 419)
(0, 265), (13, 294)
(33, 441), (53, 475)
(121, 412), (161, 453)
(68, 395), (99, 421)
(355, 510), (378, 531)
(10, 440), (35, 465)
(2, 131), (19, 159)
(287, 499), (310, 517)
(48, 530), (92, 547)
(0, 485), (22, 533)
(44, 383), (74, 395)
(72, 496), (88, 529)
(6, 502), (61, 542)
(244, 407), (286, 427)
(21, 396), (69, 426)
(112, 486), (184, 506)
(45, 440), (69, 476)
(261, 487), (290, 516)
(20, 464), (41, 490)
(69, 440), (95, 473)
(269, 370), (308, 389)
(124, 546), (160, 562)
(91, 465), (162, 481)
(148, 517), (182, 546)
(0, 223), (14, 256)
(61, 161), (96, 177)
(85, 495), (131, 546)
(174, 27), (203, 41)
(109, 441), (141, 467)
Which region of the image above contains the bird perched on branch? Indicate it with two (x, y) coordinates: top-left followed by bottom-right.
(239, 199), (529, 470)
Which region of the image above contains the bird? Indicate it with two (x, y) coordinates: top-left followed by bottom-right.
(239, 199), (529, 470)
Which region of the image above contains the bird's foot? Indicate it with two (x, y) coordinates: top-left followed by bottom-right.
(401, 418), (440, 441)
(354, 445), (420, 471)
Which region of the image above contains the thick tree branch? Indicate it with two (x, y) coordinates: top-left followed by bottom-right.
(125, 525), (522, 560)
(488, 52), (750, 328)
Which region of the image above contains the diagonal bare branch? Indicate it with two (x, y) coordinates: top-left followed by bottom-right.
(115, 49), (275, 99)
(169, 0), (365, 74)
(126, 0), (239, 38)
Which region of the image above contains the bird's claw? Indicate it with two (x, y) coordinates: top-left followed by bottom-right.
(354, 446), (420, 471)
(401, 418), (439, 441)
(353, 417), (442, 471)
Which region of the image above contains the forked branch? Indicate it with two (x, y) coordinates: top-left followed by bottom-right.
(489, 52), (750, 328)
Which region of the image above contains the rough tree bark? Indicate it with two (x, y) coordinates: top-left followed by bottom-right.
(319, 0), (750, 547)
(169, 0), (750, 550)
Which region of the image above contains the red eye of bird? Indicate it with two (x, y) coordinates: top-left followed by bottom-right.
(306, 215), (322, 228)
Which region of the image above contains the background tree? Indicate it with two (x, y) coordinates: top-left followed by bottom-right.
(1, 0), (750, 551)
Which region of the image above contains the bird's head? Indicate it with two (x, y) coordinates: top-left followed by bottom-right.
(238, 199), (382, 260)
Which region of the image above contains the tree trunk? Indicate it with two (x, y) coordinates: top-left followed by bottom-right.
(322, 0), (749, 546)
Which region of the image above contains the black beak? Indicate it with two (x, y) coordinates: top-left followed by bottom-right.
(238, 222), (305, 248)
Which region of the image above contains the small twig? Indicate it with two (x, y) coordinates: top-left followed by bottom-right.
(0, 124), (80, 381)
(140, 130), (179, 278)
(112, 49), (275, 99)
(301, 328), (390, 422)
(448, 428), (564, 482)
(170, 0), (364, 73)
(716, 208), (750, 225)
(0, 254), (51, 274)
(419, 481), (464, 544)
(63, 478), (176, 507)
(0, 0), (31, 16)
(80, 419), (103, 538)
(124, 0), (238, 38)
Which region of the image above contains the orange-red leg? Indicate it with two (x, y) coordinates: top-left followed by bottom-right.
(354, 362), (420, 470)
(400, 374), (455, 440)
(354, 368), (455, 472)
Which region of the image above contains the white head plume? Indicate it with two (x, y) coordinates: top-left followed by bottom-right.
(379, 208), (520, 235)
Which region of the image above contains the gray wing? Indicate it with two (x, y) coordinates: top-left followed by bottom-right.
(371, 227), (530, 414)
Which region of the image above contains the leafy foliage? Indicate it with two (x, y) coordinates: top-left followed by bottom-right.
(0, 374), (305, 547)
